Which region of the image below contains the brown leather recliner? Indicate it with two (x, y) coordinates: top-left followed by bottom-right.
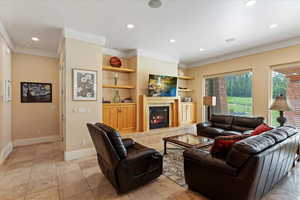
(184, 126), (300, 200)
(87, 123), (163, 193)
(197, 114), (264, 138)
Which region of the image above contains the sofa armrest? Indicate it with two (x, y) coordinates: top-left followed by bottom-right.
(197, 122), (212, 130)
(183, 149), (238, 176)
(122, 138), (135, 148)
(121, 148), (161, 166)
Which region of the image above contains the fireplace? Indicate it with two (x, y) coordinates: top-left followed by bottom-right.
(149, 106), (170, 129)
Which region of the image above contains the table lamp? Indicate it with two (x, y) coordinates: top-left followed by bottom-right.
(203, 96), (216, 121)
(270, 94), (293, 127)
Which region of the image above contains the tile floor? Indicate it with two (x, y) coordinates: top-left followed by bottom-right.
(0, 131), (299, 200)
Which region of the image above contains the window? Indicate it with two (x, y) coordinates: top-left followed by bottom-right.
(271, 67), (300, 128)
(205, 71), (253, 119)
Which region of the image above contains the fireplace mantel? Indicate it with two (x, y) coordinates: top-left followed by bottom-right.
(139, 95), (181, 131)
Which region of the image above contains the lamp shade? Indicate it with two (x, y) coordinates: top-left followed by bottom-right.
(203, 96), (216, 106)
(270, 95), (293, 111)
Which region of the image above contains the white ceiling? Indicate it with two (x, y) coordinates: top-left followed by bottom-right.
(1, 0), (300, 66)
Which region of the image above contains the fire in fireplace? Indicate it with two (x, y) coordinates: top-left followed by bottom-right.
(149, 106), (169, 129)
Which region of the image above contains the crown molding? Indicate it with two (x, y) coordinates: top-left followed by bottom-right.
(14, 46), (58, 58)
(187, 37), (300, 68)
(0, 21), (14, 50)
(136, 49), (179, 64)
(103, 48), (129, 58)
(63, 28), (106, 46)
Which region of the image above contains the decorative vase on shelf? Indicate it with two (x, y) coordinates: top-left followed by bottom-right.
(112, 90), (121, 103)
(114, 73), (118, 86)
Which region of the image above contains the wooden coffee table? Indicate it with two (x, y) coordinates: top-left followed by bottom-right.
(163, 133), (214, 154)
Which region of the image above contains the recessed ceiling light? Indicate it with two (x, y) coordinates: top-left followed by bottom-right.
(31, 37), (40, 41)
(269, 24), (279, 29)
(225, 38), (236, 43)
(126, 24), (135, 29)
(245, 0), (256, 7)
(169, 38), (176, 43)
(199, 48), (204, 52)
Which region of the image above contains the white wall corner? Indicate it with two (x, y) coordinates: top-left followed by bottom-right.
(63, 28), (106, 46)
(187, 36), (300, 68)
(13, 135), (59, 147)
(14, 46), (58, 58)
(0, 142), (13, 165)
(64, 147), (96, 161)
(0, 20), (14, 51)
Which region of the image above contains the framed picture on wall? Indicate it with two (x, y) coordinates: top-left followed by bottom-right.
(4, 80), (12, 102)
(72, 69), (97, 101)
(21, 82), (52, 103)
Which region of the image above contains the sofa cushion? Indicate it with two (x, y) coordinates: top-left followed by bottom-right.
(231, 116), (264, 132)
(96, 123), (127, 159)
(226, 134), (275, 168)
(211, 135), (250, 159)
(221, 130), (242, 136)
(202, 127), (224, 137)
(211, 115), (234, 130)
(251, 123), (273, 136)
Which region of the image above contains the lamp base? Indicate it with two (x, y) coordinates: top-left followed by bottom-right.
(277, 111), (287, 127)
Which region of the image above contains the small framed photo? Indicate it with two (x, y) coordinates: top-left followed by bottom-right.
(73, 69), (97, 101)
(21, 82), (52, 103)
(4, 80), (12, 102)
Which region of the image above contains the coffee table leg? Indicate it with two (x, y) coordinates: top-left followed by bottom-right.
(164, 140), (167, 155)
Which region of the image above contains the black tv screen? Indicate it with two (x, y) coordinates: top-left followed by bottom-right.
(148, 74), (177, 97)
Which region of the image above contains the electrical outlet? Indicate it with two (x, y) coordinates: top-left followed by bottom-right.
(81, 140), (86, 146)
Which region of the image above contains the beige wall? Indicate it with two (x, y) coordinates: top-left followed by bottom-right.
(0, 35), (12, 162)
(12, 53), (59, 141)
(63, 38), (103, 153)
(187, 44), (300, 123)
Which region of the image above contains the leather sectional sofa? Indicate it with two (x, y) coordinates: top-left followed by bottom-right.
(197, 114), (264, 138)
(184, 126), (300, 200)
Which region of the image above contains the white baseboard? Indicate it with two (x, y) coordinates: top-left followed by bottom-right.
(64, 147), (96, 161)
(13, 135), (59, 147)
(0, 142), (13, 164)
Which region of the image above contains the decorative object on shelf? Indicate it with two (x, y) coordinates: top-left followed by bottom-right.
(270, 94), (293, 126)
(122, 97), (133, 103)
(112, 90), (121, 103)
(21, 82), (52, 103)
(102, 98), (111, 104)
(203, 96), (216, 121)
(4, 80), (12, 102)
(114, 73), (118, 86)
(179, 86), (188, 90)
(73, 69), (97, 101)
(181, 97), (192, 102)
(109, 56), (122, 68)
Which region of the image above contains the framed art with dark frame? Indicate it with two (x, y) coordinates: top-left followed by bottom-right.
(72, 69), (97, 101)
(21, 82), (52, 103)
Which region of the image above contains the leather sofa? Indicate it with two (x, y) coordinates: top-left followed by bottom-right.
(87, 123), (163, 193)
(197, 114), (264, 138)
(184, 126), (300, 200)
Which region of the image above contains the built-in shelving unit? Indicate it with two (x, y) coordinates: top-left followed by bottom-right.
(178, 75), (194, 80)
(103, 66), (135, 73)
(178, 89), (193, 92)
(102, 84), (135, 89)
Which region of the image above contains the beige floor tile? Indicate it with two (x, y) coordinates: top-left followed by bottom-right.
(59, 179), (90, 199)
(25, 187), (59, 200)
(27, 176), (58, 194)
(0, 183), (28, 200)
(56, 161), (81, 175)
(64, 190), (95, 200)
(58, 169), (84, 186)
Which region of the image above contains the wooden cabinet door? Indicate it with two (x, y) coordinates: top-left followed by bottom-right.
(103, 106), (119, 130)
(181, 103), (196, 125)
(118, 104), (136, 133)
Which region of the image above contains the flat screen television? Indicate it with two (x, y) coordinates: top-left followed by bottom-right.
(148, 74), (177, 97)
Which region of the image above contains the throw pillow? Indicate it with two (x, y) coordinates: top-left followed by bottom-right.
(251, 123), (273, 136)
(211, 135), (251, 158)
